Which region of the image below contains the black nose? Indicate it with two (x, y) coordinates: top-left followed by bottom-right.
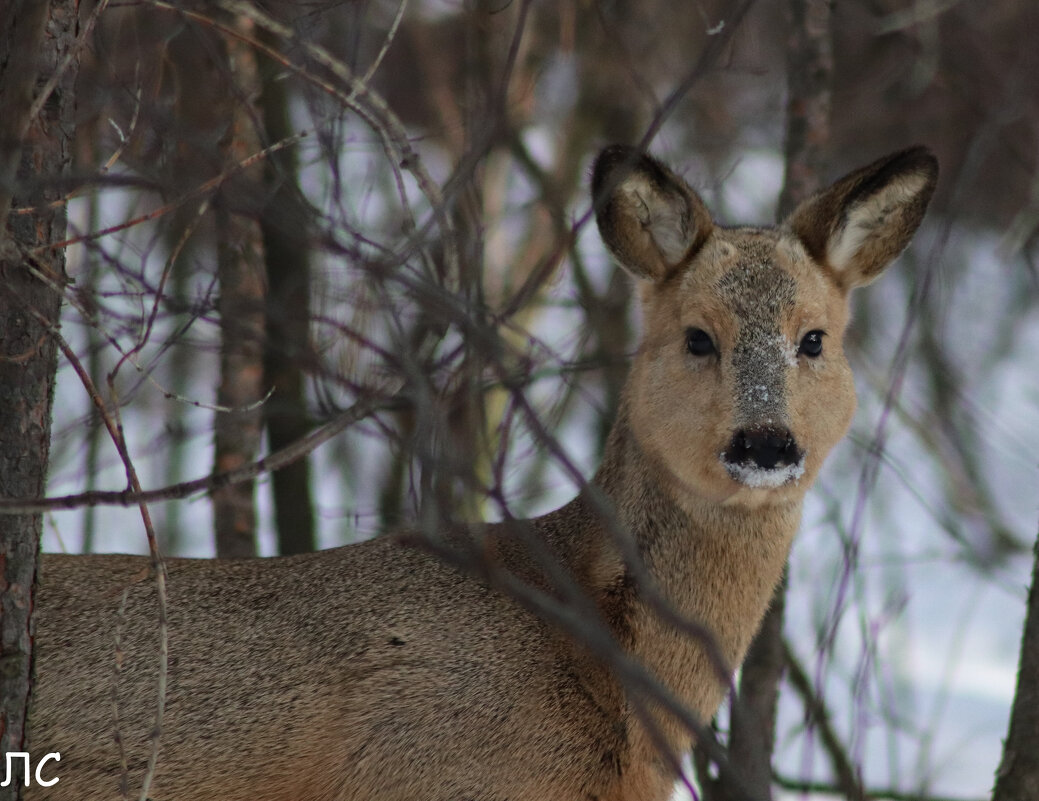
(724, 426), (802, 470)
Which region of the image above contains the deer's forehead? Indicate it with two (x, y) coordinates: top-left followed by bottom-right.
(678, 232), (811, 322)
(716, 257), (797, 320)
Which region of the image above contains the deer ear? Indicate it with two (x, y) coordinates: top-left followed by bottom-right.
(784, 146), (938, 289)
(592, 145), (714, 283)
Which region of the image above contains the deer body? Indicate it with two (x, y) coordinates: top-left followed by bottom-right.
(28, 145), (937, 801)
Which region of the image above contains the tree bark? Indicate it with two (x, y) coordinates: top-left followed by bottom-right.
(776, 0), (833, 221)
(992, 533), (1039, 801)
(213, 16), (266, 559)
(726, 575), (788, 799)
(0, 0), (78, 795)
(257, 27), (316, 556)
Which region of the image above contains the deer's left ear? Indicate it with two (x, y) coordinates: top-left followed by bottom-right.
(592, 145), (714, 283)
(784, 147), (938, 290)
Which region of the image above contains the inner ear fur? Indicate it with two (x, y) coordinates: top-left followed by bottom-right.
(784, 146), (938, 289)
(593, 145), (714, 283)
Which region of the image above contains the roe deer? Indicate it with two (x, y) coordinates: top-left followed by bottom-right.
(28, 145), (937, 801)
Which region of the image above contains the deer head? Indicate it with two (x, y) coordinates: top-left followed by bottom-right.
(593, 145), (937, 508)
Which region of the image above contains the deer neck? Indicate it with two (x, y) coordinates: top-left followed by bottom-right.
(585, 396), (802, 723)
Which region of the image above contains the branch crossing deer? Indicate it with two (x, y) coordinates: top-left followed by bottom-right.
(28, 145), (937, 800)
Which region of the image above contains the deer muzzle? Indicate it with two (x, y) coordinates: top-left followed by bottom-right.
(721, 426), (805, 488)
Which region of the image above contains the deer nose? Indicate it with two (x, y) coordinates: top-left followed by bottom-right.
(725, 426), (802, 470)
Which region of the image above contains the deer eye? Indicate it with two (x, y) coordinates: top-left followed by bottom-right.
(685, 328), (716, 357)
(798, 330), (825, 358)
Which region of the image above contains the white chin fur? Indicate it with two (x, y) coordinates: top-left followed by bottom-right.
(723, 455), (806, 489)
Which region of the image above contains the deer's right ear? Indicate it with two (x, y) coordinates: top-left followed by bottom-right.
(784, 146), (938, 290)
(593, 146), (713, 283)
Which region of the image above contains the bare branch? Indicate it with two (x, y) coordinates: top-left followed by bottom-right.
(0, 393), (402, 515)
(38, 314), (168, 801)
(775, 774), (983, 801)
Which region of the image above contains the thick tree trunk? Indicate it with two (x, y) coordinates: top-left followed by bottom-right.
(0, 1), (78, 795)
(993, 534), (1039, 801)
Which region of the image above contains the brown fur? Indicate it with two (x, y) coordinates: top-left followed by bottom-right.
(28, 145), (937, 800)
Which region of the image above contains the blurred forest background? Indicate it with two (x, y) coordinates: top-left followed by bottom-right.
(3, 0), (1039, 799)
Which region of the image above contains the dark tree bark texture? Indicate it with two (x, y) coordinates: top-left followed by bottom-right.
(0, 0), (78, 796)
(213, 19), (267, 559)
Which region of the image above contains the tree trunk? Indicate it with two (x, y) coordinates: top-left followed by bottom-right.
(993, 533), (1039, 801)
(257, 27), (316, 556)
(0, 1), (78, 795)
(725, 574), (788, 798)
(213, 16), (267, 559)
(775, 0), (834, 221)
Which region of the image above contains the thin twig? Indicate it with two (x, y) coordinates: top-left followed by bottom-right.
(773, 773), (983, 801)
(359, 0), (408, 89)
(22, 235), (266, 418)
(638, 0), (757, 149)
(201, 0), (462, 284)
(34, 312), (168, 801)
(0, 392), (403, 514)
(37, 131), (308, 253)
(131, 197), (210, 364)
